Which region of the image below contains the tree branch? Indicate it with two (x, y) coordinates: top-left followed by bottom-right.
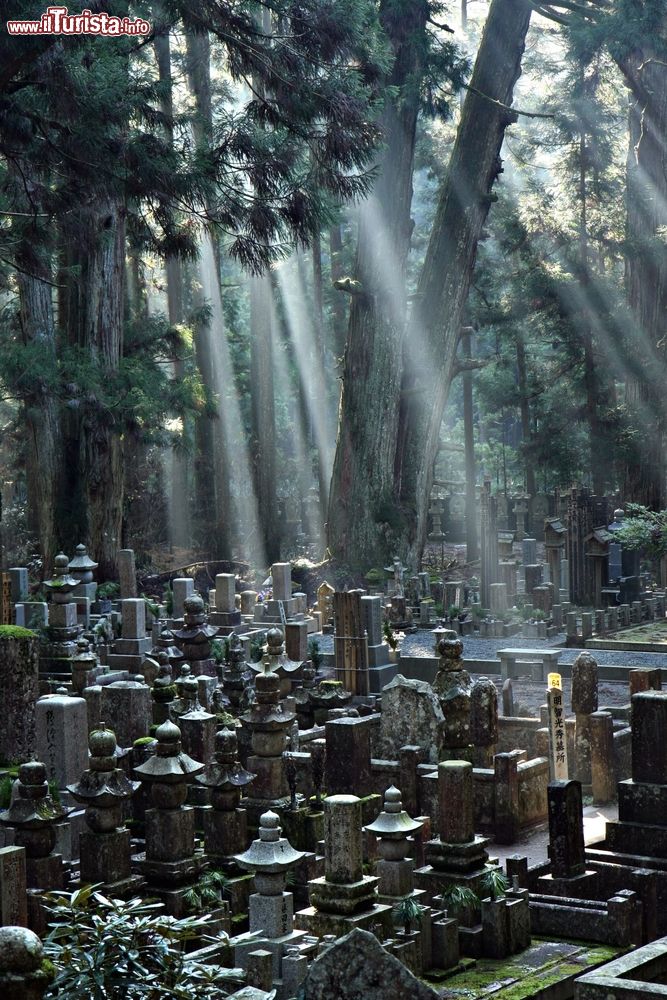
(452, 358), (491, 377)
(463, 82), (555, 120)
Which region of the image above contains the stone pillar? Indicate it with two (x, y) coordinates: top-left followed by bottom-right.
(325, 717), (372, 797)
(524, 564), (543, 596)
(629, 668), (662, 698)
(571, 652), (598, 786)
(271, 563), (292, 602)
(324, 795), (364, 884)
(439, 760), (473, 844)
(547, 780), (586, 878)
(35, 690), (89, 789)
(580, 612), (593, 640)
(0, 847), (27, 926)
(522, 539), (537, 565)
(631, 691), (667, 784)
(0, 631), (39, 764)
(489, 583), (508, 615)
(215, 574), (236, 613)
(100, 679), (152, 748)
(241, 590), (258, 616)
(494, 753), (520, 845)
(171, 578), (194, 620)
(285, 621), (309, 663)
(117, 549), (137, 599)
(502, 679), (514, 717)
(590, 711), (615, 805)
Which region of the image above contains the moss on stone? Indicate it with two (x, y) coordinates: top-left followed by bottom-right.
(0, 625), (37, 640)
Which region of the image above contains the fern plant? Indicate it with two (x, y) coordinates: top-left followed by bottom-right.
(393, 896), (423, 935)
(183, 870), (229, 915)
(481, 867), (509, 901)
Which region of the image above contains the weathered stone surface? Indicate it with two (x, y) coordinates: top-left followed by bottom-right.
(379, 675), (445, 763)
(439, 760), (473, 844)
(471, 676), (498, 747)
(325, 717), (372, 796)
(0, 846), (27, 926)
(324, 795), (363, 885)
(303, 928), (439, 1000)
(547, 780), (585, 878)
(632, 691), (667, 784)
(117, 549), (137, 599)
(35, 691), (89, 788)
(571, 652), (598, 715)
(0, 634), (39, 764)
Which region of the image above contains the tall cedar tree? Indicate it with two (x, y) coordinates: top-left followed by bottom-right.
(0, 0), (386, 573)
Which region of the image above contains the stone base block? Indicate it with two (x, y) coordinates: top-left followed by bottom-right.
(132, 849), (204, 887)
(367, 663), (399, 693)
(308, 874), (379, 915)
(26, 853), (65, 891)
(234, 929), (307, 979)
(618, 780), (667, 825)
(114, 637), (152, 656)
(249, 891), (294, 939)
(377, 859), (414, 899)
(203, 807), (248, 858)
(425, 836), (490, 874)
(209, 610), (242, 627)
(606, 820), (667, 859)
(294, 901), (393, 939)
(144, 806), (195, 864)
(537, 871), (599, 897)
(80, 828), (132, 885)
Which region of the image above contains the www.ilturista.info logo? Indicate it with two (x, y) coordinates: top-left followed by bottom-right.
(7, 6), (151, 35)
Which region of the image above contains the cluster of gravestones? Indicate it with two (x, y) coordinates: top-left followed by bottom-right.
(4, 548), (667, 998)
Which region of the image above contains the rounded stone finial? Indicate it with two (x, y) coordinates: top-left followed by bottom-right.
(259, 810), (281, 841)
(56, 686), (69, 696)
(89, 726), (117, 757)
(0, 926), (44, 974)
(155, 720), (181, 744)
(184, 594), (205, 615)
(384, 785), (403, 812)
(54, 552), (69, 570)
(614, 508), (624, 522)
(19, 761), (47, 786)
(216, 727), (237, 754)
(267, 627), (284, 653)
(179, 664), (191, 678)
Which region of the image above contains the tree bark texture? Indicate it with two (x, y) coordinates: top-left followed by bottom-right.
(622, 53), (667, 508)
(250, 272), (279, 562)
(396, 0), (532, 567)
(327, 0), (430, 570)
(59, 195), (126, 579)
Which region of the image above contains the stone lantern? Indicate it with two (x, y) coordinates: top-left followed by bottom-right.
(68, 543), (98, 586)
(366, 786), (423, 901)
(67, 725), (138, 890)
(0, 762), (67, 892)
(132, 720), (205, 916)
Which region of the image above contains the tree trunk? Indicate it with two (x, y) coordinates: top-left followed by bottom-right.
(515, 330), (535, 496)
(185, 24), (232, 556)
(60, 196), (126, 579)
(327, 0), (430, 570)
(16, 251), (60, 569)
(461, 328), (478, 560)
(622, 54), (667, 508)
(155, 25), (191, 549)
(329, 224), (347, 359)
(396, 0), (532, 566)
(250, 272), (279, 562)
